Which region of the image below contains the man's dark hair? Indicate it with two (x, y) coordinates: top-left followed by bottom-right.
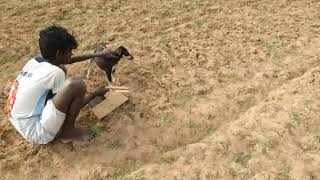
(39, 25), (78, 59)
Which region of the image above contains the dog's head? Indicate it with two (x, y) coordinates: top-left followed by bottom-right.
(114, 46), (134, 60)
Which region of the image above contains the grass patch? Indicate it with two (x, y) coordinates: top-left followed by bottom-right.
(159, 116), (169, 125)
(291, 112), (301, 123)
(89, 124), (102, 139)
(187, 120), (198, 129)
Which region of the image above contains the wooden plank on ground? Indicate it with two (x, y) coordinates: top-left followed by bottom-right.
(90, 92), (128, 119)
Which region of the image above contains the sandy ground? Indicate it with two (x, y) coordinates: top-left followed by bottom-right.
(0, 0), (319, 179)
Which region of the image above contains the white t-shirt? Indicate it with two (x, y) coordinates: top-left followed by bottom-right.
(7, 57), (65, 119)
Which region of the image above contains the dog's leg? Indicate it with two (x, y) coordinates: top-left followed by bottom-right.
(86, 59), (93, 79)
(106, 79), (114, 92)
(105, 72), (113, 91)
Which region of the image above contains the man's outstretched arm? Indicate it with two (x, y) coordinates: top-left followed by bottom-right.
(68, 51), (115, 64)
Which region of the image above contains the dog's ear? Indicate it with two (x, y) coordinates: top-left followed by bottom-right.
(114, 46), (124, 57)
(123, 48), (133, 60)
(109, 46), (133, 60)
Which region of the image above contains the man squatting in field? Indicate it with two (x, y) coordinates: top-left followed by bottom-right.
(6, 25), (111, 144)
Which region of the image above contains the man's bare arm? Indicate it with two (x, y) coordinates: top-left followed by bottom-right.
(68, 51), (114, 64)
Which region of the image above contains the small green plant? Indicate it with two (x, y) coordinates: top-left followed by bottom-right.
(160, 116), (169, 125)
(187, 120), (198, 129)
(292, 112), (300, 123)
(89, 124), (102, 139)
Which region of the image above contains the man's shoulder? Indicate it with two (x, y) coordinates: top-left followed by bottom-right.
(28, 57), (60, 70)
(24, 58), (64, 78)
(38, 63), (64, 77)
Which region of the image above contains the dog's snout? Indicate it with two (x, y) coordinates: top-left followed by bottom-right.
(127, 54), (134, 60)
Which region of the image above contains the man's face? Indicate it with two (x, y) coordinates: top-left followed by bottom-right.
(56, 49), (72, 64)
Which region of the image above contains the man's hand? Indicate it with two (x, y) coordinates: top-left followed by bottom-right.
(92, 86), (109, 97)
(81, 86), (109, 108)
(96, 48), (118, 59)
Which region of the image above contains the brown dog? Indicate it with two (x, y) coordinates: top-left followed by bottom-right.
(87, 44), (133, 83)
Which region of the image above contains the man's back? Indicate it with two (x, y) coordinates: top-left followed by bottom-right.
(7, 57), (65, 119)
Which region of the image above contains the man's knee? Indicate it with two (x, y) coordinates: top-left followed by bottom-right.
(64, 77), (86, 94)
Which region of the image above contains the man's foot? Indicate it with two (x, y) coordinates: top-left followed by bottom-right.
(59, 127), (91, 144)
